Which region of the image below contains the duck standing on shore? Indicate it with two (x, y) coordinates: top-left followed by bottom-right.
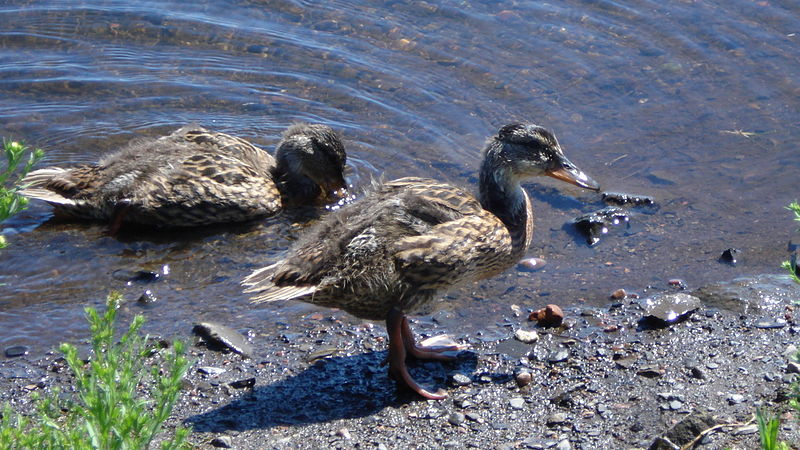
(20, 123), (347, 233)
(243, 123), (600, 399)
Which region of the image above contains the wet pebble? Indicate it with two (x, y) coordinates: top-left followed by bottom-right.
(727, 393), (745, 405)
(639, 293), (700, 327)
(548, 349), (569, 363)
(546, 413), (567, 427)
(719, 248), (741, 265)
(137, 289), (157, 304)
(528, 304), (564, 327)
(198, 366), (226, 376)
(450, 373), (472, 387)
(514, 329), (539, 344)
(754, 319), (786, 329)
(112, 269), (161, 284)
(515, 371), (532, 387)
(229, 378), (256, 389)
(573, 206), (629, 246)
(5, 345), (30, 358)
(508, 397), (525, 410)
(211, 436), (233, 448)
(601, 191), (655, 207)
(637, 366), (665, 378)
(448, 412), (466, 426)
(610, 288), (627, 300)
(192, 322), (254, 357)
(518, 257), (546, 271)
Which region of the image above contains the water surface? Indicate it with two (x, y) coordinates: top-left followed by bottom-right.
(1, 0), (799, 355)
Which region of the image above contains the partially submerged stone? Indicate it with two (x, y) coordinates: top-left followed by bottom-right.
(192, 322), (254, 358)
(573, 207), (629, 246)
(529, 304), (565, 327)
(639, 293), (701, 327)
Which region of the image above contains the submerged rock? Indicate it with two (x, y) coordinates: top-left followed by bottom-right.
(602, 191), (655, 207)
(4, 346), (29, 358)
(719, 248), (741, 265)
(694, 274), (800, 315)
(639, 293), (701, 327)
(192, 322), (254, 358)
(573, 207), (629, 246)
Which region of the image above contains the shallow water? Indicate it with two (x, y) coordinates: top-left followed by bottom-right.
(1, 0), (799, 356)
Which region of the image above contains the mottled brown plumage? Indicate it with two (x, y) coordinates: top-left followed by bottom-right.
(20, 123), (346, 229)
(242, 123), (600, 399)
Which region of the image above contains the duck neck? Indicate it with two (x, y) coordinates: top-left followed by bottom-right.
(271, 163), (321, 206)
(478, 159), (533, 256)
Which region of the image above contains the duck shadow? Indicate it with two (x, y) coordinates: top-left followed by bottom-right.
(186, 350), (479, 431)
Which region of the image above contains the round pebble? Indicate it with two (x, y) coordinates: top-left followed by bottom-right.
(509, 397), (525, 410)
(5, 345), (29, 358)
(451, 373), (472, 386)
(611, 288), (627, 300)
(515, 371), (532, 387)
(448, 412), (466, 426)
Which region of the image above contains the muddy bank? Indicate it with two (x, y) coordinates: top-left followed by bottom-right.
(1, 274), (798, 449)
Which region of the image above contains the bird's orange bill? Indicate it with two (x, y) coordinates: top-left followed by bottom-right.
(547, 164), (600, 191)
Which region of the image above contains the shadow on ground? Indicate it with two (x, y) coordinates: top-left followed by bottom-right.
(186, 349), (479, 431)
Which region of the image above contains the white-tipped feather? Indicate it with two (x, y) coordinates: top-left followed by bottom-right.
(241, 262), (280, 287)
(20, 167), (70, 187)
(250, 285), (317, 304)
(17, 188), (81, 205)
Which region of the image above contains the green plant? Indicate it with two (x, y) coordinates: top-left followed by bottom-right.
(782, 201), (800, 284)
(756, 409), (790, 450)
(1, 139), (44, 248)
(0, 292), (191, 449)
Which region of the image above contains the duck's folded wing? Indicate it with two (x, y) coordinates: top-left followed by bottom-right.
(393, 210), (512, 290)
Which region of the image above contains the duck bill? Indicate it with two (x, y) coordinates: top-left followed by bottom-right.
(321, 176), (349, 201)
(546, 159), (600, 191)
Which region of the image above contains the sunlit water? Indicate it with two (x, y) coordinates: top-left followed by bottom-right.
(1, 0), (799, 356)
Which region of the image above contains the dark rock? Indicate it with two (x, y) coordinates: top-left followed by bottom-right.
(638, 293), (701, 328)
(573, 206), (630, 246)
(611, 288), (627, 300)
(448, 412), (466, 426)
(211, 435), (233, 448)
(649, 412), (717, 449)
(637, 366), (665, 378)
(602, 191), (655, 207)
(719, 248), (741, 265)
(112, 269), (161, 284)
(192, 322), (254, 357)
(229, 378), (256, 389)
(515, 371), (532, 387)
(137, 289), (157, 304)
(5, 346), (29, 358)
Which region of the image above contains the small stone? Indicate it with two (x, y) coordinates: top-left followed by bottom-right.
(546, 413), (567, 427)
(669, 400), (683, 410)
(137, 289), (157, 304)
(706, 361), (720, 370)
(192, 322), (254, 357)
(5, 345), (30, 358)
(198, 366), (226, 376)
(465, 412), (482, 422)
(450, 373), (472, 386)
(755, 319), (786, 329)
(112, 269), (161, 284)
(229, 378), (256, 389)
(210, 436), (233, 448)
(727, 394), (745, 405)
(515, 371), (532, 387)
(528, 304), (564, 327)
(786, 362), (800, 374)
(448, 412), (466, 426)
(514, 329), (539, 344)
(509, 397), (526, 410)
(732, 424), (759, 436)
(637, 365), (665, 378)
(668, 279), (686, 289)
(518, 257), (546, 271)
(610, 288), (627, 300)
(548, 349), (569, 363)
(336, 428), (352, 440)
(690, 367), (706, 380)
(556, 440), (571, 450)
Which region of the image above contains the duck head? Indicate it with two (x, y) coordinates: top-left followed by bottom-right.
(275, 123), (348, 204)
(484, 123), (600, 191)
